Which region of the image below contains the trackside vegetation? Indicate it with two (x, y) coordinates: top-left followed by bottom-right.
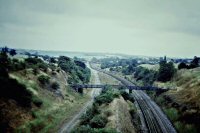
(0, 48), (92, 132)
(71, 86), (120, 133)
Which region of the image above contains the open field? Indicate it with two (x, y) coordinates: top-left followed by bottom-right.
(98, 72), (122, 85)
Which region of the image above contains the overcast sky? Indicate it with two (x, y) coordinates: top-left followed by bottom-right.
(0, 0), (200, 57)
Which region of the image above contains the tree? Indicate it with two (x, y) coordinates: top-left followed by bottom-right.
(158, 61), (176, 82)
(38, 75), (50, 84)
(51, 82), (60, 90)
(1, 46), (9, 53)
(0, 52), (10, 77)
(189, 56), (199, 69)
(178, 62), (188, 70)
(50, 57), (57, 63)
(9, 49), (17, 56)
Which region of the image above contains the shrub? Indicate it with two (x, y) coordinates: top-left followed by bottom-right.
(51, 82), (60, 90)
(71, 126), (119, 133)
(32, 97), (43, 107)
(71, 125), (94, 133)
(0, 77), (33, 107)
(37, 75), (50, 85)
(49, 63), (56, 71)
(33, 67), (38, 75)
(9, 59), (26, 71)
(90, 114), (108, 128)
(56, 69), (60, 73)
(51, 71), (57, 75)
(80, 104), (100, 125)
(178, 62), (188, 70)
(58, 56), (91, 84)
(95, 87), (119, 105)
(164, 108), (179, 122)
(25, 57), (43, 65)
(120, 91), (130, 100)
(37, 63), (48, 72)
(134, 66), (158, 85)
(95, 128), (119, 133)
(95, 93), (114, 105)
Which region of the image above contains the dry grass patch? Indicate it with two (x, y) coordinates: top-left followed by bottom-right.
(98, 72), (121, 85)
(105, 97), (136, 133)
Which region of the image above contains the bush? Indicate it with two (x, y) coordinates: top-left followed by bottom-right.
(174, 121), (197, 133)
(0, 77), (33, 107)
(51, 82), (60, 90)
(71, 126), (119, 133)
(32, 97), (43, 107)
(178, 62), (188, 70)
(37, 63), (48, 72)
(58, 56), (91, 84)
(90, 114), (108, 128)
(95, 87), (119, 105)
(37, 75), (50, 85)
(120, 91), (130, 100)
(164, 108), (179, 122)
(49, 63), (56, 71)
(95, 93), (114, 105)
(25, 57), (48, 72)
(134, 66), (158, 85)
(80, 104), (100, 125)
(71, 125), (94, 133)
(51, 71), (57, 75)
(10, 59), (26, 71)
(33, 67), (38, 75)
(25, 57), (43, 65)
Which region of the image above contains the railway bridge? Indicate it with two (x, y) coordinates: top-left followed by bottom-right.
(69, 84), (168, 94)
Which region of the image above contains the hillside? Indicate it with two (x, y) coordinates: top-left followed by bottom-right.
(0, 52), (91, 132)
(152, 68), (200, 133)
(155, 68), (200, 109)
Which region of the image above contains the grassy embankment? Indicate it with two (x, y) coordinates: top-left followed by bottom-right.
(0, 54), (92, 133)
(70, 66), (138, 132)
(148, 68), (200, 133)
(12, 67), (91, 133)
(71, 85), (137, 133)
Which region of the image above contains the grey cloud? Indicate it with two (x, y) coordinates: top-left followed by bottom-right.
(0, 0), (200, 57)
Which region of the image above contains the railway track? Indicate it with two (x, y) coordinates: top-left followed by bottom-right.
(91, 64), (176, 133)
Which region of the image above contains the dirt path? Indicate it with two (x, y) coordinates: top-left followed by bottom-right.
(58, 63), (101, 133)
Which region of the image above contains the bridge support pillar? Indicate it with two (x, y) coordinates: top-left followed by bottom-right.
(129, 88), (132, 94)
(78, 88), (83, 94)
(75, 87), (78, 92)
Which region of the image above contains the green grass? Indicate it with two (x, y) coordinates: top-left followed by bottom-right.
(17, 91), (90, 133)
(163, 107), (179, 122)
(174, 121), (197, 133)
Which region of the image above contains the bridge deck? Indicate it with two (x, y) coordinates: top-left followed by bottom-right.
(69, 84), (167, 91)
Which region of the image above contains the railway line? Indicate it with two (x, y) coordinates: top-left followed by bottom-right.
(91, 64), (176, 133)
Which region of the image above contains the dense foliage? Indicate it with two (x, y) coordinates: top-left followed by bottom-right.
(72, 86), (119, 133)
(157, 61), (176, 82)
(178, 56), (199, 70)
(25, 57), (48, 72)
(134, 66), (158, 85)
(51, 82), (60, 90)
(99, 57), (138, 70)
(37, 75), (50, 85)
(95, 86), (120, 105)
(58, 56), (91, 84)
(0, 52), (33, 107)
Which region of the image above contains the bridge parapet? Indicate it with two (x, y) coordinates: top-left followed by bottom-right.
(69, 84), (168, 92)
